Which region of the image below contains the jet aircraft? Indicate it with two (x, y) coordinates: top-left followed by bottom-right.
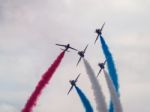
(56, 43), (78, 52)
(97, 60), (107, 77)
(67, 74), (80, 95)
(94, 22), (105, 44)
(76, 44), (88, 66)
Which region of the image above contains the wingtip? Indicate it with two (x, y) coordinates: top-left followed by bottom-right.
(76, 61), (79, 66)
(78, 73), (81, 76)
(76, 63), (78, 67)
(94, 40), (97, 44)
(67, 92), (70, 95)
(96, 74), (99, 78)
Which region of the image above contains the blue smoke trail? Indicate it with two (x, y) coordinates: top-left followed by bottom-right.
(99, 36), (119, 91)
(109, 102), (113, 112)
(75, 86), (93, 112)
(99, 35), (119, 112)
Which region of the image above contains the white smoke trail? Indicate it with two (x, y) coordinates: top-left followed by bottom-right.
(103, 69), (123, 112)
(83, 59), (107, 112)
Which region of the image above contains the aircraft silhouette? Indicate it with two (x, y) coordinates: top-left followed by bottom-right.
(97, 60), (107, 77)
(67, 74), (80, 95)
(94, 22), (105, 44)
(56, 43), (77, 52)
(76, 44), (88, 66)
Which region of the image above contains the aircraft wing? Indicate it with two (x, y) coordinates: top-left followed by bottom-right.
(75, 73), (81, 82)
(69, 46), (78, 51)
(104, 60), (107, 65)
(56, 44), (66, 47)
(60, 48), (70, 52)
(67, 85), (73, 95)
(83, 44), (88, 53)
(100, 22), (105, 31)
(76, 57), (82, 66)
(94, 35), (99, 44)
(97, 69), (102, 77)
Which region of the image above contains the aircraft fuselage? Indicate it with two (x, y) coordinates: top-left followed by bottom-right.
(78, 51), (84, 57)
(96, 29), (102, 35)
(98, 63), (105, 69)
(70, 80), (76, 86)
(64, 44), (70, 51)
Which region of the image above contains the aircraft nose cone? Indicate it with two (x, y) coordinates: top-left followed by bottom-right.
(95, 29), (98, 33)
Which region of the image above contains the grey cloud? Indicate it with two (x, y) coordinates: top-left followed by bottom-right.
(0, 0), (150, 112)
(0, 103), (19, 112)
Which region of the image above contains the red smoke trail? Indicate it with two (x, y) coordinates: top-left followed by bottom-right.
(22, 51), (65, 112)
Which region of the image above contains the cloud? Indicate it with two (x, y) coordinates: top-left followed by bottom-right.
(0, 103), (19, 112)
(0, 0), (150, 112)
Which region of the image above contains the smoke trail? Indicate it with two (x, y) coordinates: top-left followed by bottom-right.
(99, 35), (119, 112)
(75, 86), (93, 112)
(99, 35), (119, 92)
(109, 102), (113, 112)
(22, 51), (65, 112)
(103, 70), (123, 112)
(83, 58), (107, 112)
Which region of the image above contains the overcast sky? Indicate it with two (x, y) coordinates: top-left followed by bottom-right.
(0, 0), (150, 112)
